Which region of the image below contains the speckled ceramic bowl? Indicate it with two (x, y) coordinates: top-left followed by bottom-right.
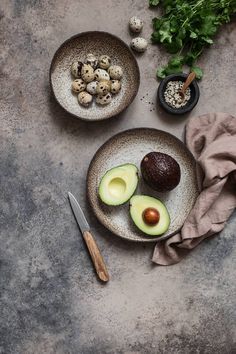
(87, 128), (199, 243)
(50, 31), (140, 121)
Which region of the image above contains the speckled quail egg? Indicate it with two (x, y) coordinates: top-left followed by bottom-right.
(108, 65), (123, 80)
(98, 55), (111, 70)
(71, 79), (86, 93)
(71, 61), (83, 78)
(85, 53), (98, 69)
(94, 68), (110, 81)
(86, 81), (98, 95)
(129, 16), (143, 33)
(110, 80), (121, 94)
(96, 80), (111, 96)
(78, 91), (93, 107)
(81, 64), (95, 83)
(130, 37), (148, 53)
(96, 93), (112, 105)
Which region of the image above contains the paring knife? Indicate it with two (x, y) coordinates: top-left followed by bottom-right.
(68, 192), (109, 283)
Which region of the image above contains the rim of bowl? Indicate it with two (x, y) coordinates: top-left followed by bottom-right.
(49, 31), (140, 121)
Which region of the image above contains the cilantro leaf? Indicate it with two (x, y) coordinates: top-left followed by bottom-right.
(158, 21), (172, 43)
(190, 31), (198, 39)
(149, 0), (160, 6)
(165, 38), (182, 54)
(168, 55), (184, 68)
(191, 66), (203, 80)
(156, 66), (167, 79)
(150, 0), (236, 80)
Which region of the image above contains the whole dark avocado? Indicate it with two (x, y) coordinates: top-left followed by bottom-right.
(141, 152), (181, 192)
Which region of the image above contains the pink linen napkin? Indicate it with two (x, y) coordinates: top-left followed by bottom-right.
(152, 112), (236, 265)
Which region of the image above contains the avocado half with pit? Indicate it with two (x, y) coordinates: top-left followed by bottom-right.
(130, 195), (170, 236)
(99, 164), (139, 206)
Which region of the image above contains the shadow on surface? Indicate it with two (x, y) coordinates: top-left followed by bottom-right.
(156, 100), (192, 125)
(48, 90), (128, 140)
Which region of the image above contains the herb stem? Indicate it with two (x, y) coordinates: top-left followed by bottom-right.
(151, 0), (236, 79)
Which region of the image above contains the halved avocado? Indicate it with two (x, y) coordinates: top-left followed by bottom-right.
(130, 195), (170, 236)
(99, 164), (139, 206)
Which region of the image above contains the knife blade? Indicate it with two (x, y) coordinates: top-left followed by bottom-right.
(68, 192), (109, 283)
(68, 192), (90, 232)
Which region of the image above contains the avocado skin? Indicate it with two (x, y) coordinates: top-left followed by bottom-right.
(141, 152), (181, 192)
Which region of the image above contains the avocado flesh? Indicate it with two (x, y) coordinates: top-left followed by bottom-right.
(130, 195), (170, 236)
(99, 164), (138, 206)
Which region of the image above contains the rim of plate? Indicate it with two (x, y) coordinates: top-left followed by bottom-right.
(86, 127), (198, 243)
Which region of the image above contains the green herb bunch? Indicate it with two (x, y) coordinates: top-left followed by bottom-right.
(150, 0), (236, 79)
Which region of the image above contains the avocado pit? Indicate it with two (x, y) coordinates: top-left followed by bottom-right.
(142, 207), (160, 226)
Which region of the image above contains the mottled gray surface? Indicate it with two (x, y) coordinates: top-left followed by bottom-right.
(0, 1), (236, 353)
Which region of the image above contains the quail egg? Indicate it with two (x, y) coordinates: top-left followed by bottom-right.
(96, 80), (111, 96)
(98, 55), (111, 70)
(94, 68), (110, 81)
(71, 79), (86, 93)
(96, 93), (112, 105)
(129, 16), (143, 33)
(71, 61), (83, 78)
(110, 80), (121, 94)
(86, 81), (98, 95)
(130, 37), (148, 53)
(108, 65), (123, 80)
(78, 91), (93, 107)
(81, 64), (95, 83)
(85, 53), (98, 69)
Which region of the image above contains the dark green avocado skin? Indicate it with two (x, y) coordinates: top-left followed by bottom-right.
(141, 152), (181, 192)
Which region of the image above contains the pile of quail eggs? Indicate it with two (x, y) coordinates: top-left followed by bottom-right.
(71, 54), (123, 107)
(129, 16), (148, 53)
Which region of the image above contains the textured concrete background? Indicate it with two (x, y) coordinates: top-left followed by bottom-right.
(0, 1), (236, 353)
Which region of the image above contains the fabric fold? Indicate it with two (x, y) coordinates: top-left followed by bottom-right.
(152, 112), (236, 265)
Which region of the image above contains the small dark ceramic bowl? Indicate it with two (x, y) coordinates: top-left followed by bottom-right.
(157, 73), (200, 115)
(50, 31), (140, 121)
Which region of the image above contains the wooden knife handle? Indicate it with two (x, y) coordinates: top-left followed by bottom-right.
(83, 231), (109, 282)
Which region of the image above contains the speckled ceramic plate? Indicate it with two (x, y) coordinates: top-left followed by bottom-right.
(50, 31), (140, 121)
(87, 128), (199, 243)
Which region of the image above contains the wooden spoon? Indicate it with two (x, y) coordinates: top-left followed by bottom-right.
(179, 72), (196, 100)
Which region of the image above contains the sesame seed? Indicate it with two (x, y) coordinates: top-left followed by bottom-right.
(164, 81), (191, 109)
